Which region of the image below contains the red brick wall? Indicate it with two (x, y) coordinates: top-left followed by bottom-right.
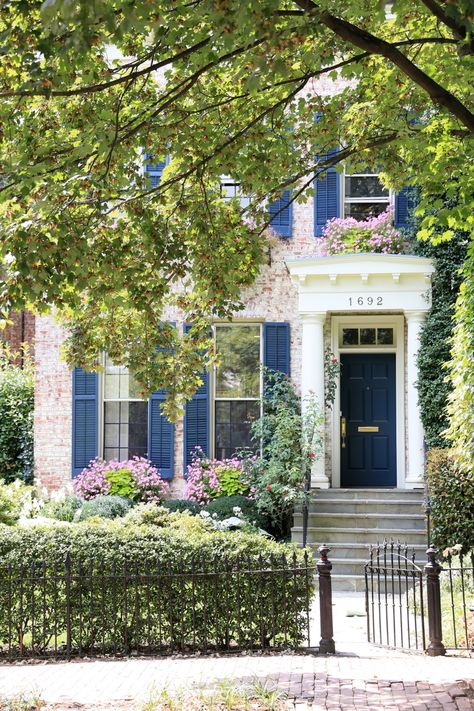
(2, 311), (35, 360)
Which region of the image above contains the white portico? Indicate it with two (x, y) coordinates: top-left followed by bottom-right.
(286, 253), (435, 490)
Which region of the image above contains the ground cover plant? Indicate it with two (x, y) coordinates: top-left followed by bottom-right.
(0, 513), (313, 656)
(143, 680), (287, 711)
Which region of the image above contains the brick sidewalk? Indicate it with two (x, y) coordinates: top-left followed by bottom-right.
(0, 650), (472, 710)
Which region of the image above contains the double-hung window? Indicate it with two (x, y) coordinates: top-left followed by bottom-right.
(220, 176), (251, 209)
(343, 173), (390, 219)
(103, 356), (148, 460)
(214, 324), (262, 459)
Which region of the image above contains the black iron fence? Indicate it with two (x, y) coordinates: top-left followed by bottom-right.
(365, 540), (473, 655)
(0, 548), (335, 659)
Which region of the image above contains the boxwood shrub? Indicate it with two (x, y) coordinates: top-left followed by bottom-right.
(0, 517), (313, 655)
(203, 495), (268, 530)
(77, 495), (133, 521)
(162, 498), (201, 515)
(427, 448), (474, 552)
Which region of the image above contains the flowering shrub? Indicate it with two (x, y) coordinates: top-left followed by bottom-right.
(317, 208), (405, 256)
(184, 449), (252, 505)
(73, 457), (169, 504)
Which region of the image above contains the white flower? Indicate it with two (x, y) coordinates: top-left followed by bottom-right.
(200, 510), (210, 518)
(232, 506), (242, 516)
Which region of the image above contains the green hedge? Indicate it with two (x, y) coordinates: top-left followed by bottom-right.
(427, 448), (474, 552)
(0, 348), (34, 483)
(0, 515), (313, 655)
(414, 235), (468, 448)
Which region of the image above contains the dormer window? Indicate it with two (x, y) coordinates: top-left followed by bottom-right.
(343, 173), (390, 220)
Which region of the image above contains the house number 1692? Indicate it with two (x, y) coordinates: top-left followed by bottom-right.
(349, 296), (383, 306)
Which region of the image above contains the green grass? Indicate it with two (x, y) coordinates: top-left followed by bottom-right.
(0, 693), (44, 711)
(440, 584), (473, 649)
(142, 679), (287, 711)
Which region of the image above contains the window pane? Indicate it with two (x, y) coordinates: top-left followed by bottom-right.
(344, 202), (389, 220)
(345, 175), (389, 198)
(104, 401), (148, 460)
(377, 328), (394, 345)
(104, 356), (141, 399)
(342, 328), (359, 346)
(216, 325), (261, 398)
(360, 328), (376, 345)
(215, 400), (259, 460)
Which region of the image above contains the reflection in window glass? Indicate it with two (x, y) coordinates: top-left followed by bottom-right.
(345, 176), (389, 198)
(344, 202), (388, 219)
(360, 328), (376, 345)
(342, 328), (359, 346)
(377, 328), (394, 345)
(104, 356), (141, 399)
(216, 325), (260, 398)
(215, 401), (260, 460)
(104, 401), (148, 461)
(214, 324), (262, 459)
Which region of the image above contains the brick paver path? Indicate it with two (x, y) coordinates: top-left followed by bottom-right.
(0, 594), (472, 709)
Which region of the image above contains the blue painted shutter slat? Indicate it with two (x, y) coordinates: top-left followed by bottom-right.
(269, 190), (293, 237)
(183, 323), (209, 471)
(147, 321), (175, 479)
(144, 157), (167, 187)
(148, 396), (174, 479)
(394, 186), (415, 228)
(314, 148), (340, 237)
(264, 322), (290, 376)
(72, 367), (98, 476)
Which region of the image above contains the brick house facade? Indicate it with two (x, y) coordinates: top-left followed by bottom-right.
(27, 173), (433, 495)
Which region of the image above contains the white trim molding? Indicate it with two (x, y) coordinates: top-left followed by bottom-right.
(286, 253), (435, 490)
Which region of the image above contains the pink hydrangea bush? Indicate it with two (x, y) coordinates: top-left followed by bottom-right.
(184, 449), (253, 506)
(317, 208), (405, 256)
(74, 457), (169, 504)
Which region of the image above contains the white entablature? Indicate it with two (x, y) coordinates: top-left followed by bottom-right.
(286, 253), (435, 314)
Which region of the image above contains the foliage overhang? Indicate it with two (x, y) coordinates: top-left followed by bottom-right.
(0, 0), (473, 419)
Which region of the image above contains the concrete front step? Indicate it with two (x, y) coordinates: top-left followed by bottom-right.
(304, 499), (425, 515)
(306, 541), (427, 559)
(293, 526), (427, 545)
(312, 488), (423, 501)
(293, 512), (425, 531)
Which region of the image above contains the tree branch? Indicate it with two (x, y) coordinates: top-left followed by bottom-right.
(293, 0), (474, 133)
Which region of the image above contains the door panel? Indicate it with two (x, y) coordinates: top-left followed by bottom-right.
(340, 353), (396, 487)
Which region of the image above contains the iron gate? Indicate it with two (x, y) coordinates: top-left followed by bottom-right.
(365, 540), (474, 654)
(365, 540), (427, 651)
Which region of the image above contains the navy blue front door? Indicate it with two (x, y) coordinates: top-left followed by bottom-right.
(340, 353), (396, 487)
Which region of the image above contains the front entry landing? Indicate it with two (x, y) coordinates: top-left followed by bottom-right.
(340, 353), (396, 487)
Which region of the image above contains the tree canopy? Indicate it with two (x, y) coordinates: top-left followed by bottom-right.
(0, 0), (473, 425)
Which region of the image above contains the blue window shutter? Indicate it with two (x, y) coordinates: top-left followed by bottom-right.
(269, 190), (293, 237)
(72, 367), (98, 476)
(148, 394), (174, 479)
(394, 186), (415, 228)
(314, 148), (340, 237)
(183, 323), (209, 471)
(144, 156), (167, 187)
(264, 322), (290, 376)
(147, 322), (175, 479)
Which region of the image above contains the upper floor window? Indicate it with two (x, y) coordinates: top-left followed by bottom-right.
(344, 173), (390, 220)
(220, 177), (251, 209)
(214, 324), (262, 459)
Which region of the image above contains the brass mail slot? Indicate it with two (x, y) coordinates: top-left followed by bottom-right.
(358, 426), (379, 433)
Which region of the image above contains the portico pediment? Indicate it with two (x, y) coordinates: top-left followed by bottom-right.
(286, 253), (435, 313)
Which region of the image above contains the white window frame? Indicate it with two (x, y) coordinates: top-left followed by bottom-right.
(100, 355), (148, 461)
(342, 171), (392, 218)
(211, 322), (263, 458)
(220, 176), (251, 209)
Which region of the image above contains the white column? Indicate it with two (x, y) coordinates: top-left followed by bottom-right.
(405, 310), (427, 488)
(301, 312), (330, 488)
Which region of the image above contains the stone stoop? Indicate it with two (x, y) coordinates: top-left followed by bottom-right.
(291, 488), (426, 592)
